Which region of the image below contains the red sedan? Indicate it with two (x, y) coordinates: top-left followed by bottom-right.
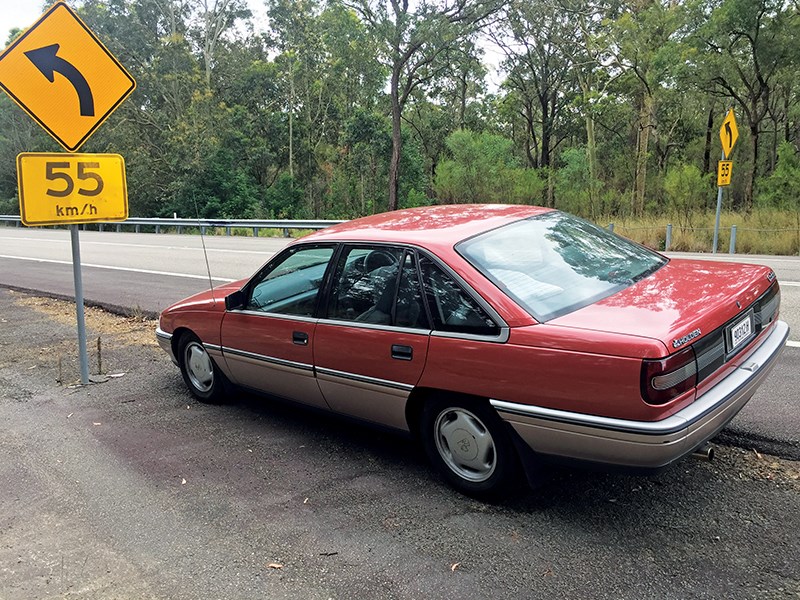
(157, 205), (789, 496)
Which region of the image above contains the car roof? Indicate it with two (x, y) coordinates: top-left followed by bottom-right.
(302, 204), (553, 252)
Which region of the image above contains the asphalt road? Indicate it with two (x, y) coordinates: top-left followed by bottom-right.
(1, 289), (798, 599)
(0, 226), (798, 460)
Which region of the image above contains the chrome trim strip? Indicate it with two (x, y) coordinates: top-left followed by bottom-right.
(155, 327), (173, 341)
(221, 346), (314, 372)
(315, 366), (414, 392)
(227, 309), (318, 324)
(204, 343), (222, 352)
(431, 327), (510, 344)
(491, 320), (789, 436)
(318, 318), (432, 336)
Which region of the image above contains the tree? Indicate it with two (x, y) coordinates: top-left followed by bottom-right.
(694, 0), (800, 209)
(434, 129), (544, 203)
(604, 0), (688, 216)
(345, 0), (503, 211)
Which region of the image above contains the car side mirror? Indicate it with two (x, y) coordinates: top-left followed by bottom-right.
(225, 290), (246, 311)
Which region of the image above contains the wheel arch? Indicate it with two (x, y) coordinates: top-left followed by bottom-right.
(406, 386), (543, 489)
(170, 326), (194, 363)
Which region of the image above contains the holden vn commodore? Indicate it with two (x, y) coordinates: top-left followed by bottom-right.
(156, 205), (789, 496)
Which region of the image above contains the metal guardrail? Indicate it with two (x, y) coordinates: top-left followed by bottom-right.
(0, 215), (344, 236)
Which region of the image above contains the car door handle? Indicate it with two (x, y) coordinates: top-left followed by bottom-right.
(292, 331), (309, 346)
(391, 345), (413, 361)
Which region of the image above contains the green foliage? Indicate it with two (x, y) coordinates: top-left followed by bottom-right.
(554, 148), (591, 215)
(0, 0), (798, 231)
(757, 142), (800, 212)
(663, 163), (713, 226)
(434, 130), (542, 204)
(264, 173), (308, 219)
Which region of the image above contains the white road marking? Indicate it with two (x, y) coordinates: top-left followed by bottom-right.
(781, 282), (800, 287)
(787, 341), (800, 348)
(0, 254), (236, 282)
(0, 235), (274, 255)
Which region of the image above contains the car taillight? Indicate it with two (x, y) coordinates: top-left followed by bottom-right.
(640, 346), (698, 405)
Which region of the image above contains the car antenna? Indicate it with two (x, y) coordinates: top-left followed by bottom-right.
(193, 195), (217, 304)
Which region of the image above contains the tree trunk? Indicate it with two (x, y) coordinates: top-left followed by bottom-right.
(633, 93), (654, 216)
(388, 67), (402, 212)
(586, 113), (598, 217)
(745, 121), (758, 211)
(288, 72), (294, 179)
(702, 106), (714, 175)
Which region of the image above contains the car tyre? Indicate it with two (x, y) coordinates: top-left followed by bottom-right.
(421, 397), (520, 498)
(178, 332), (229, 404)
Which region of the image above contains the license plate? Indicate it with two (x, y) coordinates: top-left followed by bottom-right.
(727, 311), (753, 353)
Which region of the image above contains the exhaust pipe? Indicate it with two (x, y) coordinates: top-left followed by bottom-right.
(691, 443), (715, 462)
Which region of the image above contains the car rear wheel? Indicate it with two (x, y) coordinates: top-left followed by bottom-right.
(421, 397), (520, 497)
(178, 332), (228, 403)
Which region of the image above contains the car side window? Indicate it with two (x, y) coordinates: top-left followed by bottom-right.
(419, 256), (499, 336)
(326, 247), (430, 329)
(246, 246), (334, 316)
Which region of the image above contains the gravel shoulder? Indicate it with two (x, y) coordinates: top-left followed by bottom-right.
(1, 288), (799, 599)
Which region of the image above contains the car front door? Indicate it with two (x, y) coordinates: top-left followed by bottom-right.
(220, 244), (335, 409)
(313, 246), (431, 431)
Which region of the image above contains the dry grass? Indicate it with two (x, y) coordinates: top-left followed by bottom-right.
(12, 293), (158, 349)
(605, 209), (800, 255)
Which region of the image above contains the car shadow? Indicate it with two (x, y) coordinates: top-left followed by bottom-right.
(209, 386), (727, 519)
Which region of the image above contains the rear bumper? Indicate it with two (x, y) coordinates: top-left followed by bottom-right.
(491, 320), (790, 469)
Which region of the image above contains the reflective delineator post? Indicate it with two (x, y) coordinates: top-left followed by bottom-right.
(70, 225), (90, 385)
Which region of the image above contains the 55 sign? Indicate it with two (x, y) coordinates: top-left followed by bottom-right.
(17, 153), (128, 226)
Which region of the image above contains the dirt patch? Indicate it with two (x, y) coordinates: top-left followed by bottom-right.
(11, 291), (158, 349)
(731, 446), (800, 489)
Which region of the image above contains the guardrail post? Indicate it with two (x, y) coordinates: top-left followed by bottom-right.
(283, 228), (289, 237)
(135, 224), (140, 233)
(155, 225), (161, 234)
(201, 226), (206, 235)
(665, 224), (672, 251)
(608, 223), (614, 233)
(226, 226), (231, 236)
(98, 224), (104, 232)
(116, 224), (121, 232)
(729, 225), (737, 254)
(177, 225), (183, 234)
(252, 227), (258, 237)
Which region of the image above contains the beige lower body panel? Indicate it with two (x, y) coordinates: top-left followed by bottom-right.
(504, 388), (754, 468)
(495, 320), (789, 469)
(224, 354), (328, 410)
(316, 373), (410, 432)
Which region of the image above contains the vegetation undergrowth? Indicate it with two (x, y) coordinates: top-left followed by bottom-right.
(602, 209), (800, 255)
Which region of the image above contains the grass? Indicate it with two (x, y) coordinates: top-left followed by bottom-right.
(604, 209), (800, 255)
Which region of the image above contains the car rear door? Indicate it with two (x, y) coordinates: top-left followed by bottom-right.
(313, 246), (431, 431)
(220, 244), (336, 409)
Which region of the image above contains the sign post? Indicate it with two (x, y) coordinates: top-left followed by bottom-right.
(0, 2), (135, 385)
(713, 108), (739, 254)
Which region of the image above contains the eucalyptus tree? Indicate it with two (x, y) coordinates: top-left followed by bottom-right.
(343, 0), (504, 211)
(268, 0), (385, 216)
(194, 0), (251, 88)
(603, 0), (688, 216)
(491, 0), (578, 208)
(553, 0), (618, 215)
(493, 0), (576, 172)
(693, 0), (800, 209)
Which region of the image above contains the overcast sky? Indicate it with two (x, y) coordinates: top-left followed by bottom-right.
(0, 1), (46, 46)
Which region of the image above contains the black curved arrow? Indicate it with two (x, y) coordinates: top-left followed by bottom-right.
(24, 44), (95, 117)
(725, 122), (733, 149)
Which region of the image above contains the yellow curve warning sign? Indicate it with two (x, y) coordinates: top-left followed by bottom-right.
(0, 2), (136, 152)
